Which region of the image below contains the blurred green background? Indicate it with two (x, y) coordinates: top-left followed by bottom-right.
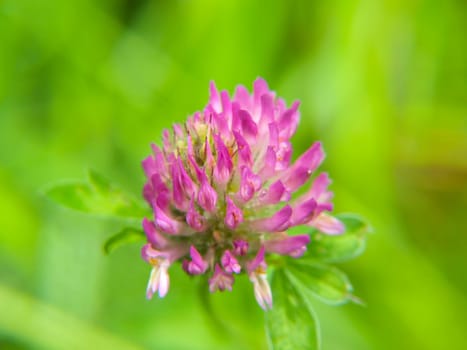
(1, 0), (466, 349)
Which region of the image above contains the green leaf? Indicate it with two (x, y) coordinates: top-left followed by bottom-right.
(337, 213), (372, 233)
(287, 261), (353, 305)
(88, 169), (113, 193)
(305, 213), (371, 263)
(266, 269), (320, 350)
(46, 182), (96, 212)
(46, 170), (149, 219)
(103, 227), (146, 255)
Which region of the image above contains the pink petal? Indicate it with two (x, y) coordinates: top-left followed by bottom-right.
(258, 180), (287, 205)
(309, 213), (345, 235)
(268, 122), (279, 149)
(142, 156), (157, 178)
(281, 142), (324, 189)
(310, 172), (333, 203)
(170, 161), (189, 210)
(253, 78), (269, 108)
(183, 246), (208, 275)
(213, 134), (233, 184)
(233, 84), (251, 111)
(277, 100), (300, 139)
(197, 178), (218, 213)
(186, 199), (207, 231)
(221, 250), (241, 274)
(295, 141), (325, 173)
(275, 141), (292, 171)
(247, 246), (266, 273)
(220, 90), (232, 120)
(233, 239), (249, 256)
(282, 166), (311, 192)
(233, 130), (252, 166)
(209, 81), (222, 113)
(258, 146), (276, 179)
(240, 166), (261, 202)
(264, 234), (310, 257)
(209, 264), (234, 292)
(260, 94), (275, 125)
(172, 123), (184, 139)
(225, 197), (243, 229)
(291, 198), (318, 225)
(142, 218), (169, 249)
(162, 129), (172, 154)
(238, 109), (258, 140)
(153, 205), (183, 234)
(251, 205), (292, 232)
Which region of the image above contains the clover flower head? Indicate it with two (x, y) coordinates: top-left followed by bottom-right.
(141, 78), (343, 309)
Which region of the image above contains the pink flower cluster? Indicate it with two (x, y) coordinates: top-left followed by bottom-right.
(141, 78), (343, 310)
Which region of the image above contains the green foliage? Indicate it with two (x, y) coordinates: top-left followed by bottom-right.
(286, 213), (369, 306)
(45, 170), (149, 219)
(304, 214), (371, 263)
(266, 213), (369, 349)
(287, 262), (353, 305)
(103, 228), (145, 255)
(266, 269), (320, 350)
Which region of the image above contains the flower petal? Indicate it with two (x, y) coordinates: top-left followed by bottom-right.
(264, 234), (310, 257)
(183, 245), (208, 275)
(258, 180), (288, 205)
(213, 134), (233, 184)
(291, 198), (318, 225)
(153, 205), (184, 234)
(250, 272), (272, 310)
(142, 218), (169, 249)
(186, 198), (207, 231)
(294, 141), (324, 173)
(277, 100), (300, 139)
(258, 146), (276, 179)
(310, 172), (333, 203)
(234, 84), (252, 111)
(247, 246), (266, 273)
(209, 81), (222, 113)
(275, 141), (292, 171)
(146, 263), (170, 299)
(225, 197), (243, 229)
(251, 205), (292, 232)
(308, 213), (345, 235)
(260, 94), (275, 125)
(233, 239), (249, 256)
(253, 78), (270, 110)
(197, 178), (217, 213)
(209, 264), (234, 292)
(233, 130), (252, 166)
(238, 109), (258, 140)
(239, 166), (262, 202)
(221, 250), (241, 274)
